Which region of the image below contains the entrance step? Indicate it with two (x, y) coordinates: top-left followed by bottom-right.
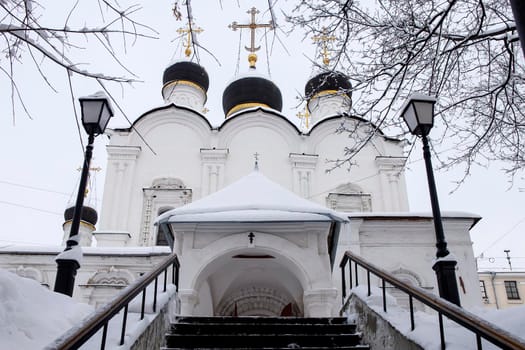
(163, 316), (369, 350)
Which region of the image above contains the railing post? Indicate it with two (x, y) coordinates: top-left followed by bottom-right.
(476, 334), (482, 350)
(355, 262), (359, 287)
(409, 296), (415, 331)
(367, 270), (371, 296)
(349, 260), (353, 290)
(172, 262), (175, 287)
(100, 323), (108, 350)
(141, 289), (146, 320)
(163, 269), (168, 292)
(341, 264), (347, 304)
(120, 304), (128, 346)
(175, 262), (180, 292)
(382, 278), (386, 313)
(438, 313), (445, 350)
(153, 277), (158, 313)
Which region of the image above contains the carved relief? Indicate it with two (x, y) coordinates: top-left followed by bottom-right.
(326, 182), (372, 212)
(216, 286), (301, 317)
(87, 266), (135, 287)
(10, 265), (45, 286)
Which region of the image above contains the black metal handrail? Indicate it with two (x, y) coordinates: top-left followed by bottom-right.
(340, 251), (525, 350)
(46, 253), (180, 350)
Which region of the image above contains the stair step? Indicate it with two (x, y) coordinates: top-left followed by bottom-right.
(165, 334), (363, 348)
(171, 322), (357, 335)
(175, 316), (349, 325)
(164, 347), (370, 350)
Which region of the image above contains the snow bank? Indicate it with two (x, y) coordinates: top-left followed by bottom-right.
(349, 286), (525, 349)
(0, 269), (93, 349)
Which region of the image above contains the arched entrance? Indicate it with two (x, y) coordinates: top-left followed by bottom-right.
(191, 247), (307, 317)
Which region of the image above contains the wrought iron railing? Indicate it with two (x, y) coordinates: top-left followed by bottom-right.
(340, 251), (525, 350)
(46, 253), (180, 350)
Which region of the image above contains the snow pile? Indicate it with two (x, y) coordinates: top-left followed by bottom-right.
(350, 286), (525, 349)
(0, 269), (93, 349)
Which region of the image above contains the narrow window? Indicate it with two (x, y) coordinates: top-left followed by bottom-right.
(504, 281), (520, 300)
(479, 280), (488, 301)
(156, 207), (173, 246)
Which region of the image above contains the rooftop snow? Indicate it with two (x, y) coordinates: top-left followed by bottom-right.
(156, 170), (347, 225)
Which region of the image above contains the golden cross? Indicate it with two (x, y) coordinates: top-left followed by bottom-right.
(297, 108), (311, 129)
(229, 7), (274, 68)
(177, 23), (204, 57)
(312, 28), (336, 66)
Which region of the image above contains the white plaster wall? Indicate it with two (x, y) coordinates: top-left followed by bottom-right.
(100, 107), (409, 248)
(307, 118), (408, 211)
(332, 215), (482, 310)
(0, 247), (170, 306)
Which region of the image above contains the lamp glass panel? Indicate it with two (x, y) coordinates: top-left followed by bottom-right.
(98, 103), (112, 133)
(80, 100), (103, 125)
(403, 104), (419, 134)
(413, 101), (434, 126)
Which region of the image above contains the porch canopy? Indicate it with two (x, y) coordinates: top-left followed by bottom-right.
(155, 170), (347, 267)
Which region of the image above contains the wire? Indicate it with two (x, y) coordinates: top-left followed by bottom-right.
(0, 200), (63, 216)
(477, 216), (525, 256)
(0, 180), (70, 196)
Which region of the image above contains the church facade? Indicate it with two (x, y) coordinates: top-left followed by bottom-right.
(0, 20), (482, 313)
(90, 59), (482, 315)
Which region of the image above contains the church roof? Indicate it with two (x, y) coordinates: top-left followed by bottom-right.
(222, 70), (283, 117)
(155, 170), (347, 224)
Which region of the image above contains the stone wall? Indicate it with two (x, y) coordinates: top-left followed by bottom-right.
(344, 293), (423, 350)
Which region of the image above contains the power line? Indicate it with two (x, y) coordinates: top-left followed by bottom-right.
(0, 179), (70, 196)
(0, 200), (63, 216)
(477, 216), (525, 256)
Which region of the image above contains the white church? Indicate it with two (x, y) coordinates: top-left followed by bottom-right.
(0, 10), (483, 318)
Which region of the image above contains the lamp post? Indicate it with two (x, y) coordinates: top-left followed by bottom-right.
(400, 93), (461, 306)
(54, 92), (114, 296)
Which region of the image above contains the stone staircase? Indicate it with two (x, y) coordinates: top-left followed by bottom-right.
(163, 316), (369, 349)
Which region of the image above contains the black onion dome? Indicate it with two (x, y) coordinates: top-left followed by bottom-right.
(162, 61), (209, 92)
(305, 71), (352, 100)
(64, 205), (98, 226)
(222, 75), (283, 116)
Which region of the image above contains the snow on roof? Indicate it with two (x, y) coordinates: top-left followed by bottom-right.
(156, 170), (348, 224)
(346, 211), (481, 219)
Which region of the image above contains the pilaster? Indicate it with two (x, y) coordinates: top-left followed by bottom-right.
(99, 146), (141, 231)
(200, 148), (229, 196)
(303, 288), (338, 317)
(289, 153), (318, 198)
(375, 156), (407, 211)
(178, 289), (199, 316)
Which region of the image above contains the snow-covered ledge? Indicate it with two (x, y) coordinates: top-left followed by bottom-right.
(93, 230), (131, 247)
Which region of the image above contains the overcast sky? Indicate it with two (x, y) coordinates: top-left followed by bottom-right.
(0, 1), (523, 271)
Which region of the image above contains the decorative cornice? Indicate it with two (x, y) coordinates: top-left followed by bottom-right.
(289, 153), (319, 168)
(200, 148), (229, 162)
(375, 156), (407, 169)
(106, 146), (141, 160)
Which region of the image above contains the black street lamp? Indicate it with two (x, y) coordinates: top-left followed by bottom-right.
(400, 93), (461, 306)
(54, 92), (114, 296)
(510, 0), (525, 59)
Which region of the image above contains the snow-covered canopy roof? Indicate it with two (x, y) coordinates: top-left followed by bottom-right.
(155, 170), (348, 225)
